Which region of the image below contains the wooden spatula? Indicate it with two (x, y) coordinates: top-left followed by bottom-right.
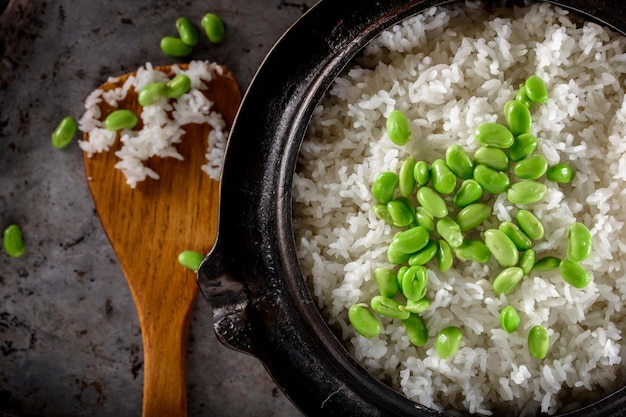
(82, 64), (241, 416)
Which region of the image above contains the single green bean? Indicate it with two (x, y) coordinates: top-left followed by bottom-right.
(430, 159), (456, 195)
(513, 155), (548, 180)
(508, 133), (538, 162)
(160, 36), (194, 57)
(474, 146), (509, 171)
(484, 229), (519, 267)
(413, 161), (430, 186)
(533, 256), (561, 271)
(403, 298), (430, 314)
(499, 221), (532, 251)
(201, 12), (225, 43)
(436, 217), (463, 248)
(528, 325), (549, 359)
(386, 110), (412, 146)
(408, 239), (438, 266)
(3, 224), (25, 258)
(493, 266), (524, 296)
(390, 226), (429, 255)
(474, 122), (514, 148)
(417, 186), (448, 218)
(138, 82), (169, 106)
(371, 295), (410, 320)
(456, 203), (492, 232)
(525, 75), (548, 104)
(51, 116), (77, 149)
(500, 306), (521, 333)
(473, 164), (510, 194)
(546, 163), (574, 184)
(105, 109), (138, 131)
(567, 222), (592, 262)
(559, 259), (591, 288)
(414, 207), (435, 232)
(436, 240), (454, 273)
(387, 244), (410, 265)
(455, 239), (491, 263)
(373, 204), (395, 226)
(445, 144), (474, 179)
(453, 179), (483, 208)
(387, 198), (415, 227)
(177, 250), (204, 272)
(515, 209), (544, 240)
(506, 181), (547, 205)
(374, 267), (400, 298)
(399, 157), (417, 197)
(165, 74), (192, 98)
(372, 172), (399, 203)
(348, 304), (382, 338)
(403, 314), (429, 347)
(515, 84), (534, 109)
(436, 326), (463, 359)
(504, 100), (532, 137)
(519, 249), (536, 275)
(401, 265), (428, 302)
(176, 17), (200, 46)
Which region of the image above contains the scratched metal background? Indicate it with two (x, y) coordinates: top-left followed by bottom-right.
(0, 1), (316, 416)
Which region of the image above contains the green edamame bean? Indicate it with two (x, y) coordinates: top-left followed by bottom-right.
(138, 82), (169, 106)
(559, 259), (591, 288)
(408, 239), (438, 266)
(387, 244), (410, 265)
(51, 116), (77, 149)
(504, 100), (532, 137)
(453, 179), (483, 208)
(430, 159), (456, 195)
(567, 222), (592, 262)
(372, 172), (399, 203)
(403, 298), (430, 314)
(508, 133), (538, 162)
(177, 250), (204, 272)
(348, 304), (382, 338)
(528, 325), (549, 359)
(374, 267), (399, 298)
(515, 209), (544, 240)
(436, 217), (463, 248)
(499, 221), (532, 251)
(371, 295), (411, 320)
(160, 36), (193, 57)
(413, 161), (430, 186)
(445, 144), (474, 179)
(525, 75), (548, 104)
(386, 110), (412, 146)
(473, 164), (510, 194)
(455, 239), (491, 263)
(417, 187), (448, 218)
(515, 84), (534, 109)
(399, 157), (417, 197)
(500, 305), (521, 333)
(455, 203), (492, 232)
(506, 181), (547, 205)
(165, 74), (192, 99)
(474, 146), (509, 171)
(201, 13), (225, 43)
(436, 326), (463, 359)
(484, 229), (519, 267)
(387, 198), (415, 227)
(176, 17), (200, 46)
(403, 314), (429, 346)
(533, 256), (562, 271)
(513, 155), (548, 180)
(401, 265), (428, 302)
(436, 240), (454, 273)
(519, 249), (536, 275)
(396, 266), (409, 287)
(414, 207), (435, 232)
(105, 109), (138, 131)
(493, 266), (524, 296)
(474, 122), (514, 148)
(373, 204), (395, 226)
(390, 226), (429, 255)
(3, 224), (25, 258)
(546, 163), (574, 184)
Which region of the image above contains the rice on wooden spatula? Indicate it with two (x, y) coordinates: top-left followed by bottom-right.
(81, 62), (241, 417)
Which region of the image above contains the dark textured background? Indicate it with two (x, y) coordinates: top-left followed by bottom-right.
(0, 1), (316, 415)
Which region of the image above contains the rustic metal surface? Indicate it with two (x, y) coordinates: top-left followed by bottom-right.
(0, 1), (314, 416)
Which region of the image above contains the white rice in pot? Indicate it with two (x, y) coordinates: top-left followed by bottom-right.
(292, 1), (626, 415)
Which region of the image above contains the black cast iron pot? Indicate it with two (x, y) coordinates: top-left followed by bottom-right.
(197, 0), (626, 415)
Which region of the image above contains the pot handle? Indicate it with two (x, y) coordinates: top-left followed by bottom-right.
(197, 238), (254, 354)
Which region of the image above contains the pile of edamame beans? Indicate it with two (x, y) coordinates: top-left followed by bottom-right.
(348, 75), (592, 361)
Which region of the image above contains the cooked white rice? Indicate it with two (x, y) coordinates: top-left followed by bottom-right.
(78, 60), (229, 188)
(292, 2), (626, 415)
